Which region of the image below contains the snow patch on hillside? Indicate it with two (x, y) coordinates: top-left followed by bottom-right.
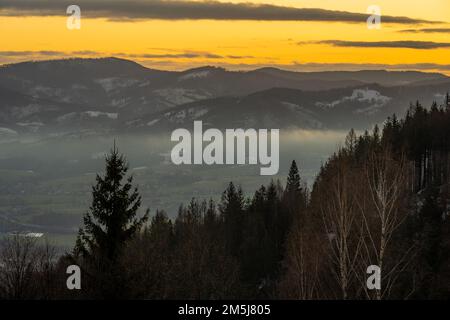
(0, 127), (18, 135)
(29, 86), (72, 103)
(349, 89), (391, 104)
(315, 89), (391, 110)
(178, 70), (211, 81)
(57, 112), (77, 122)
(147, 119), (160, 127)
(16, 122), (44, 127)
(95, 78), (139, 93)
(84, 111), (118, 119)
(154, 88), (210, 106)
(165, 107), (209, 124)
(16, 122), (44, 132)
(111, 97), (131, 108)
(11, 104), (42, 119)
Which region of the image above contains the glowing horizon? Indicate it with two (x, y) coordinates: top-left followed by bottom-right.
(1, 0), (449, 74)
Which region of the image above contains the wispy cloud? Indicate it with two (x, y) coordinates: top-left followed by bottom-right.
(123, 52), (223, 59)
(0, 50), (64, 57)
(0, 50), (102, 65)
(0, 50), (257, 61)
(227, 55), (256, 59)
(304, 40), (450, 49)
(0, 0), (437, 24)
(72, 50), (102, 55)
(289, 62), (450, 72)
(399, 28), (450, 33)
(117, 50), (259, 60)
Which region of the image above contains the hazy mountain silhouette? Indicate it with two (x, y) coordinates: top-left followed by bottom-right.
(0, 57), (449, 136)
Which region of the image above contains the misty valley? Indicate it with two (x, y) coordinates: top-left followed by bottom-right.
(0, 130), (346, 248)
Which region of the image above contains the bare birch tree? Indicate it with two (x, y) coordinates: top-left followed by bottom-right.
(320, 156), (360, 299)
(355, 150), (416, 299)
(279, 222), (323, 299)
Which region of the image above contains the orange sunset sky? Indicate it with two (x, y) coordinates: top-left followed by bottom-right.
(1, 0), (449, 74)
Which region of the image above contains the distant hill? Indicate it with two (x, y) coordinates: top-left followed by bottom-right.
(0, 57), (449, 136)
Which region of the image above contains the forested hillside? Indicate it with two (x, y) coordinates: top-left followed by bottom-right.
(281, 94), (450, 299)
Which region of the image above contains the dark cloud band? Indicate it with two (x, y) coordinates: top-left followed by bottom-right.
(0, 0), (436, 24)
(307, 40), (450, 49)
(400, 28), (450, 33)
(0, 50), (256, 60)
(0, 50), (64, 57)
(290, 62), (450, 72)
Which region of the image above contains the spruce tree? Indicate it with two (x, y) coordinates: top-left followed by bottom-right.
(283, 160), (306, 226)
(284, 160), (306, 212)
(74, 146), (149, 297)
(285, 160), (302, 195)
(219, 182), (245, 257)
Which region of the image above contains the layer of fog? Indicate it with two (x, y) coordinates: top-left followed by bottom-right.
(0, 129), (348, 242)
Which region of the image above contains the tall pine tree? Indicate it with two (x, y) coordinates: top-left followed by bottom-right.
(75, 146), (148, 260)
(74, 146), (149, 297)
(219, 182), (245, 258)
(283, 160), (306, 220)
(285, 160), (302, 195)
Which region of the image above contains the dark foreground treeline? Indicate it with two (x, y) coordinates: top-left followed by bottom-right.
(0, 96), (449, 300)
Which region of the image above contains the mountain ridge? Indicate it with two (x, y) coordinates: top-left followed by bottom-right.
(0, 57), (449, 137)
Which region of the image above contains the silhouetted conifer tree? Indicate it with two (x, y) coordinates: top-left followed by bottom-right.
(220, 182), (245, 258)
(74, 145), (149, 298)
